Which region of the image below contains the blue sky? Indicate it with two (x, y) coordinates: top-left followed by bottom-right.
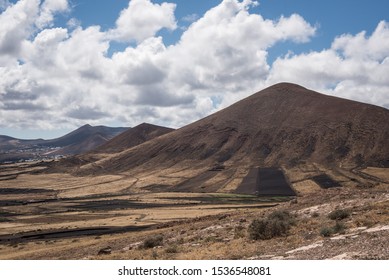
(59, 0), (388, 60)
(1, 0), (389, 139)
(62, 0), (389, 57)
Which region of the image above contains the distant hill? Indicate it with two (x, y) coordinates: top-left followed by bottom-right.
(0, 125), (128, 163)
(92, 123), (174, 154)
(71, 83), (389, 175)
(44, 124), (127, 148)
(0, 136), (43, 151)
(43, 124), (128, 156)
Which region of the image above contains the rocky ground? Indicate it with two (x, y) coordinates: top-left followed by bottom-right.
(87, 184), (388, 260)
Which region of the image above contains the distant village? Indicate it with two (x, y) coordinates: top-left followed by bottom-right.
(0, 146), (66, 164)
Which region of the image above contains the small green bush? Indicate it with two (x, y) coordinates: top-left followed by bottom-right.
(320, 221), (347, 237)
(320, 227), (332, 237)
(333, 221), (346, 234)
(142, 235), (163, 249)
(248, 210), (295, 240)
(328, 209), (350, 220)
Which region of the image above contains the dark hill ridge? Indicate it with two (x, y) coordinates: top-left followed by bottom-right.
(43, 124), (127, 148)
(43, 124), (128, 156)
(92, 123), (174, 154)
(77, 83), (389, 174)
(48, 133), (112, 156)
(0, 136), (41, 151)
(0, 125), (128, 162)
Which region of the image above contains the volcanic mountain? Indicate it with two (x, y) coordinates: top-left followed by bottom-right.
(43, 124), (128, 156)
(92, 123), (174, 154)
(44, 124), (127, 148)
(67, 83), (389, 175)
(0, 124), (127, 163)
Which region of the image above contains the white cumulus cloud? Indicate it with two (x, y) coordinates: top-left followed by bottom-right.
(36, 0), (69, 29)
(159, 0), (316, 110)
(267, 20), (389, 107)
(0, 0), (40, 59)
(108, 0), (177, 43)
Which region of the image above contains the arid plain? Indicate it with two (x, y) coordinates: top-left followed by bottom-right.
(0, 161), (388, 260)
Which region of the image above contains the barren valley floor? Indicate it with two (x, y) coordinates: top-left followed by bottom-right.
(0, 162), (388, 260)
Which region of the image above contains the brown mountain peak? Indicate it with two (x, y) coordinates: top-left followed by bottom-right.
(58, 83), (388, 176)
(91, 123), (174, 154)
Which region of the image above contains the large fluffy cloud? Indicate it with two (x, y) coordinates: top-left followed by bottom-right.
(36, 0), (69, 29)
(0, 0), (68, 64)
(0, 0), (40, 60)
(267, 20), (389, 107)
(109, 0), (177, 42)
(162, 0), (315, 110)
(1, 0), (387, 135)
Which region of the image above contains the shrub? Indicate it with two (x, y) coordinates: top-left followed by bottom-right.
(165, 245), (178, 254)
(248, 210), (295, 240)
(320, 222), (347, 237)
(249, 219), (289, 240)
(328, 209), (350, 220)
(142, 235), (163, 249)
(268, 210), (296, 225)
(333, 221), (346, 234)
(320, 227), (332, 237)
(249, 219), (268, 240)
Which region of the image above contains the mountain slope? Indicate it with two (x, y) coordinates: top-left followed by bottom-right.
(92, 123), (174, 154)
(43, 124), (127, 148)
(75, 83), (388, 175)
(0, 125), (128, 162)
(43, 124), (128, 156)
(47, 133), (111, 156)
(0, 136), (42, 151)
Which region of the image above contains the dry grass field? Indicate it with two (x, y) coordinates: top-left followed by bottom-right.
(0, 162), (388, 260)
